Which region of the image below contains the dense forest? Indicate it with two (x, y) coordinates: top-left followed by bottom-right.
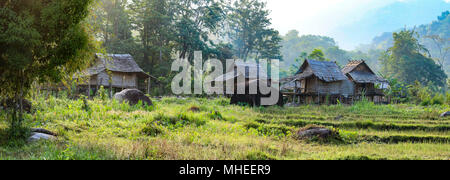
(90, 0), (449, 88)
(88, 0), (282, 94)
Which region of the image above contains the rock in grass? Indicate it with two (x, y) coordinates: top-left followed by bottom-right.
(31, 128), (57, 136)
(296, 125), (336, 140)
(188, 106), (201, 112)
(440, 111), (450, 118)
(28, 133), (56, 142)
(114, 89), (152, 106)
(28, 128), (57, 143)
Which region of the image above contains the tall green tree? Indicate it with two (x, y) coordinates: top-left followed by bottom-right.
(91, 0), (137, 54)
(129, 0), (175, 75)
(308, 49), (327, 61)
(0, 0), (96, 129)
(381, 30), (447, 87)
(172, 0), (226, 61)
(425, 35), (450, 71)
(228, 0), (281, 61)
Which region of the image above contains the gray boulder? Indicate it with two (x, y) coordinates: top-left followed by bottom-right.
(31, 128), (58, 136)
(114, 89), (153, 106)
(296, 126), (335, 139)
(440, 111), (450, 118)
(28, 133), (56, 142)
(28, 128), (57, 143)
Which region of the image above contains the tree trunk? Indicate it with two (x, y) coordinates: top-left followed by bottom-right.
(147, 78), (151, 95)
(18, 71), (24, 126)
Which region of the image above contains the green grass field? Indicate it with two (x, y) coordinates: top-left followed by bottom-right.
(0, 95), (449, 160)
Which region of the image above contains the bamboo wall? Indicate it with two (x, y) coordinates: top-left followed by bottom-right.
(88, 71), (139, 89)
(303, 76), (354, 97)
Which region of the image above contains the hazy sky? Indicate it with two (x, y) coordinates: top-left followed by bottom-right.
(266, 0), (450, 50)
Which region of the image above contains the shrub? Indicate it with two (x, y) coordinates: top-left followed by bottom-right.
(420, 98), (431, 106)
(245, 151), (277, 160)
(243, 121), (261, 129)
(96, 86), (108, 100)
(207, 110), (223, 120)
(244, 122), (293, 137)
(339, 130), (360, 144)
(431, 94), (444, 105)
(212, 98), (230, 106)
(154, 112), (206, 128)
(446, 92), (450, 105)
(141, 123), (165, 137)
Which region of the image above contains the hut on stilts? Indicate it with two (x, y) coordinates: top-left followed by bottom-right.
(211, 61), (283, 107)
(341, 60), (388, 103)
(282, 59), (354, 105)
(281, 59), (388, 105)
(78, 54), (156, 98)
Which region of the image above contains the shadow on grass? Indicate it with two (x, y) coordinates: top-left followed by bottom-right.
(0, 126), (30, 148)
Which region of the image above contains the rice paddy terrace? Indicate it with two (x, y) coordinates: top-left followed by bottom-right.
(0, 96), (449, 160)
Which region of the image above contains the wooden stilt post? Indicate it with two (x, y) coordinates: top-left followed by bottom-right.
(147, 77), (151, 95)
(96, 78), (100, 96)
(293, 81), (297, 104)
(88, 76), (91, 99)
(109, 75), (113, 98)
(122, 75), (124, 91)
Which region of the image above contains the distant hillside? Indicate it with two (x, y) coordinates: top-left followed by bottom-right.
(280, 31), (384, 76)
(358, 11), (450, 74)
(280, 11), (450, 78)
(334, 0), (450, 49)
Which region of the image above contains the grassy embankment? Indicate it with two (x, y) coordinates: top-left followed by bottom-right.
(0, 94), (449, 160)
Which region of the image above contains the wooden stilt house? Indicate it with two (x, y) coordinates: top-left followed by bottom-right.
(283, 59), (354, 104)
(212, 61), (283, 106)
(79, 54), (156, 97)
(342, 60), (387, 103)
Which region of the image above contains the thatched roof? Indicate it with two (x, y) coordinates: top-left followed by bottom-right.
(85, 54), (154, 79)
(342, 60), (386, 83)
(295, 60), (348, 82)
(214, 61), (269, 82)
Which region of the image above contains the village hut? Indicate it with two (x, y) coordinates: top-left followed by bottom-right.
(79, 54), (155, 97)
(211, 61), (283, 106)
(342, 60), (387, 103)
(287, 59), (354, 104)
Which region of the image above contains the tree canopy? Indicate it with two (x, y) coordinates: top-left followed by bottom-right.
(0, 0), (96, 128)
(381, 30), (447, 87)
